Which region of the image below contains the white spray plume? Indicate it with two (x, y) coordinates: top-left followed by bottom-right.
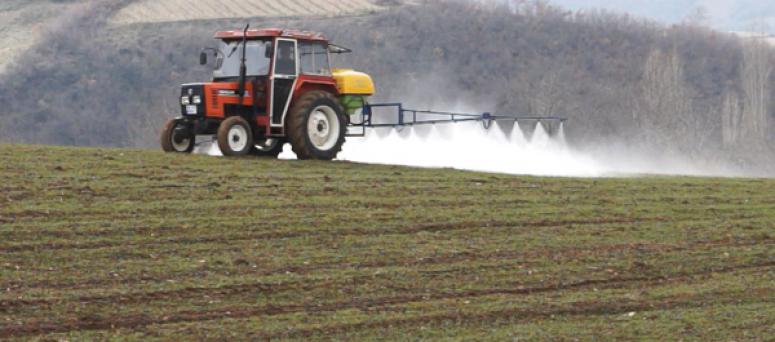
(197, 119), (752, 178)
(336, 121), (605, 177)
(336, 121), (753, 177)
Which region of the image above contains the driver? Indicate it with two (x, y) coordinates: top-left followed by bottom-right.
(275, 44), (296, 75)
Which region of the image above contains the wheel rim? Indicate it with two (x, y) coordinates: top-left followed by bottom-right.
(255, 138), (279, 152)
(170, 123), (191, 152)
(307, 105), (340, 151)
(228, 124), (249, 152)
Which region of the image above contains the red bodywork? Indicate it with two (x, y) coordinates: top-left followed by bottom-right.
(189, 28), (339, 138)
(214, 28), (328, 41)
(200, 76), (338, 136)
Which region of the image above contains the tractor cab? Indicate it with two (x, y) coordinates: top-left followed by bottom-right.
(163, 27), (374, 159)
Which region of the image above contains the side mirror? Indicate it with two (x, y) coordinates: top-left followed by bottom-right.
(199, 51), (208, 65)
(265, 45), (273, 59)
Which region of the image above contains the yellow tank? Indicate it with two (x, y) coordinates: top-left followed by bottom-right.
(332, 69), (375, 96)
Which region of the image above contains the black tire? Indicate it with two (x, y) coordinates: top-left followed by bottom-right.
(217, 116), (254, 156)
(160, 118), (195, 153)
(286, 91), (347, 160)
(251, 138), (286, 158)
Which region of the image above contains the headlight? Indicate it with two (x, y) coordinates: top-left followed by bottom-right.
(181, 96), (190, 105)
(192, 95), (202, 104)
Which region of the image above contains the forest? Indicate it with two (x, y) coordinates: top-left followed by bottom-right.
(0, 0), (772, 171)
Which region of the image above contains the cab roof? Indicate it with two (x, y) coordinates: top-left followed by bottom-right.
(214, 28), (328, 42)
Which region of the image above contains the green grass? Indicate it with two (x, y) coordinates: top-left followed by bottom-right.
(0, 144), (772, 341)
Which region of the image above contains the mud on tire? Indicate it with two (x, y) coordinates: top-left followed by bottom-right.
(286, 91), (347, 160)
(217, 116), (254, 156)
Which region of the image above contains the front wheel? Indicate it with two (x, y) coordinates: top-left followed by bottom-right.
(217, 116), (254, 156)
(160, 118), (195, 153)
(286, 91), (347, 160)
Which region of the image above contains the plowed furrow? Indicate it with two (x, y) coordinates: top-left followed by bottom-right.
(2, 237), (768, 293)
(1, 262), (770, 338)
(260, 289), (774, 340)
(0, 274), (380, 312)
(0, 216), (667, 253)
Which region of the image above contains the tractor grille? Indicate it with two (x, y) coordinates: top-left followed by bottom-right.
(224, 104), (253, 118)
(211, 89), (219, 110)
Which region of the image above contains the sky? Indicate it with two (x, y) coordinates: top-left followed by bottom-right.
(547, 0), (775, 33)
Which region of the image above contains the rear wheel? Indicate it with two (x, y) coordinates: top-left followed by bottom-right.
(286, 91), (346, 160)
(160, 118), (194, 153)
(251, 138), (285, 158)
(217, 116), (254, 156)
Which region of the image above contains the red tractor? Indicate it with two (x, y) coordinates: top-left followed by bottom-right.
(161, 26), (374, 160)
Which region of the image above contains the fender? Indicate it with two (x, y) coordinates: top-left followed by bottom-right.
(293, 75), (340, 102)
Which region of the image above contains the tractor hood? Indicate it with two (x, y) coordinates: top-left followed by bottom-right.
(180, 80), (269, 120)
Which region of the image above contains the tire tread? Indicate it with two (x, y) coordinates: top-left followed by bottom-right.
(217, 116), (253, 156)
(286, 91), (346, 160)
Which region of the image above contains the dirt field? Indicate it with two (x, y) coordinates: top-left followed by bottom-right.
(0, 0), (393, 76)
(111, 0), (385, 25)
(733, 31), (775, 46)
(0, 144), (772, 340)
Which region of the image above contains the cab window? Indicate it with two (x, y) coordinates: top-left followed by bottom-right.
(214, 40), (271, 78)
(299, 42), (331, 76)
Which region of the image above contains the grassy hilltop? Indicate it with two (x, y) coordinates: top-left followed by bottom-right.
(0, 144), (772, 340)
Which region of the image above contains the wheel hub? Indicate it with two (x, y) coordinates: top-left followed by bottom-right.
(307, 107), (340, 150)
(227, 125), (248, 152)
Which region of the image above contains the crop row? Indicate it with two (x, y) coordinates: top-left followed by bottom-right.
(112, 0), (382, 24)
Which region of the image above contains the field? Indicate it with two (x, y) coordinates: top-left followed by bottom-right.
(0, 144), (773, 340)
(0, 0), (394, 76)
(111, 0), (386, 25)
(733, 31), (775, 47)
(0, 0), (87, 75)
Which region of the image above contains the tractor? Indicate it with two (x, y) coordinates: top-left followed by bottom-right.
(160, 26), (374, 160)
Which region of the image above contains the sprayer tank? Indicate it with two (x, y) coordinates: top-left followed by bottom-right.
(332, 69), (375, 95)
(333, 68), (374, 114)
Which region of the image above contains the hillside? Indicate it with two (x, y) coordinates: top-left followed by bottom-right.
(734, 31), (775, 46)
(0, 0), (773, 174)
(0, 0), (397, 75)
(111, 0), (388, 25)
(0, 144), (772, 339)
(549, 0), (775, 33)
(0, 0), (88, 75)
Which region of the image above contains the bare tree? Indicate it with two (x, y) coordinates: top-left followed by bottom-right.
(638, 48), (696, 150)
(740, 39), (772, 145)
(0, 118), (6, 143)
(683, 6), (710, 28)
(524, 67), (567, 116)
(721, 90), (742, 147)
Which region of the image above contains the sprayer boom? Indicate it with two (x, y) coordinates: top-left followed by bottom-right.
(347, 102), (566, 136)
